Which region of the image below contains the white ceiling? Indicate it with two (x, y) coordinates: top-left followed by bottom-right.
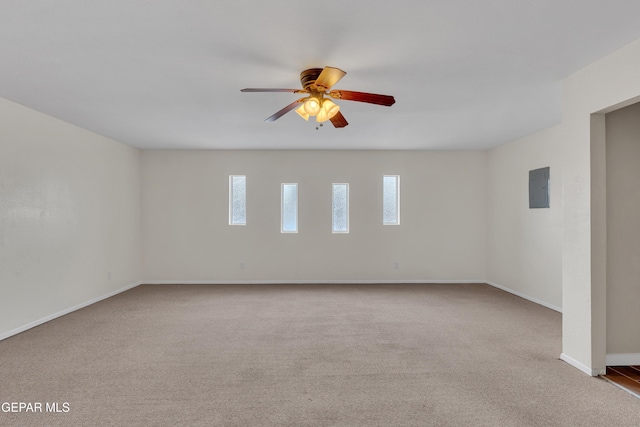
(2, 1), (640, 150)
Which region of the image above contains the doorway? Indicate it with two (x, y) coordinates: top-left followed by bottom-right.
(602, 101), (640, 395)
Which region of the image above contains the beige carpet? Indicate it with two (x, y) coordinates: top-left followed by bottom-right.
(1, 283), (639, 426)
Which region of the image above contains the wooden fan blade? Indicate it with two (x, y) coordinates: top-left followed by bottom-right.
(241, 88), (306, 93)
(329, 90), (395, 106)
(329, 111), (349, 128)
(264, 98), (306, 122)
(314, 67), (346, 91)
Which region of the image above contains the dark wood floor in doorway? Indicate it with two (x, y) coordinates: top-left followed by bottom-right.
(604, 366), (640, 397)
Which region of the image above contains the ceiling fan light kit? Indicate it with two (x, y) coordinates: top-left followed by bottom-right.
(241, 66), (395, 128)
(303, 96), (322, 116)
(318, 99), (340, 123)
(295, 105), (310, 121)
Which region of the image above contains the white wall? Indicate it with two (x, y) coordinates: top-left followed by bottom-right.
(142, 150), (487, 283)
(561, 38), (640, 375)
(486, 125), (563, 311)
(487, 38), (640, 374)
(482, 38), (640, 375)
(605, 102), (640, 358)
(0, 97), (142, 339)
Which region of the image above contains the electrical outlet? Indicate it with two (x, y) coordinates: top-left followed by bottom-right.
(107, 271), (112, 280)
(240, 262), (245, 270)
(394, 262), (399, 270)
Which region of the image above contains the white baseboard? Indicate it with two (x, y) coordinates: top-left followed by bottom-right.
(486, 281), (562, 313)
(0, 281), (142, 341)
(606, 353), (640, 366)
(560, 353), (601, 376)
(142, 279), (487, 285)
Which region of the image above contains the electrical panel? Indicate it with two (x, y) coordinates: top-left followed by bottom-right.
(529, 167), (550, 208)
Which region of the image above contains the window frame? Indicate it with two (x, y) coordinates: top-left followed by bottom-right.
(281, 183), (299, 233)
(383, 175), (400, 225)
(332, 183), (350, 234)
(229, 175), (246, 226)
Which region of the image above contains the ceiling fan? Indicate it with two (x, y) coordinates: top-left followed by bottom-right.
(241, 66), (395, 128)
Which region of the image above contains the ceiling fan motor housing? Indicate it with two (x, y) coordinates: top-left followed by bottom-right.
(300, 68), (324, 91)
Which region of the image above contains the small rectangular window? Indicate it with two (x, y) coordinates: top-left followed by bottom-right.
(229, 175), (246, 225)
(332, 183), (349, 233)
(383, 175), (400, 225)
(281, 183), (298, 233)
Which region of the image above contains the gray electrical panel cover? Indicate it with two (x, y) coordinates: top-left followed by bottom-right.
(529, 167), (550, 208)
